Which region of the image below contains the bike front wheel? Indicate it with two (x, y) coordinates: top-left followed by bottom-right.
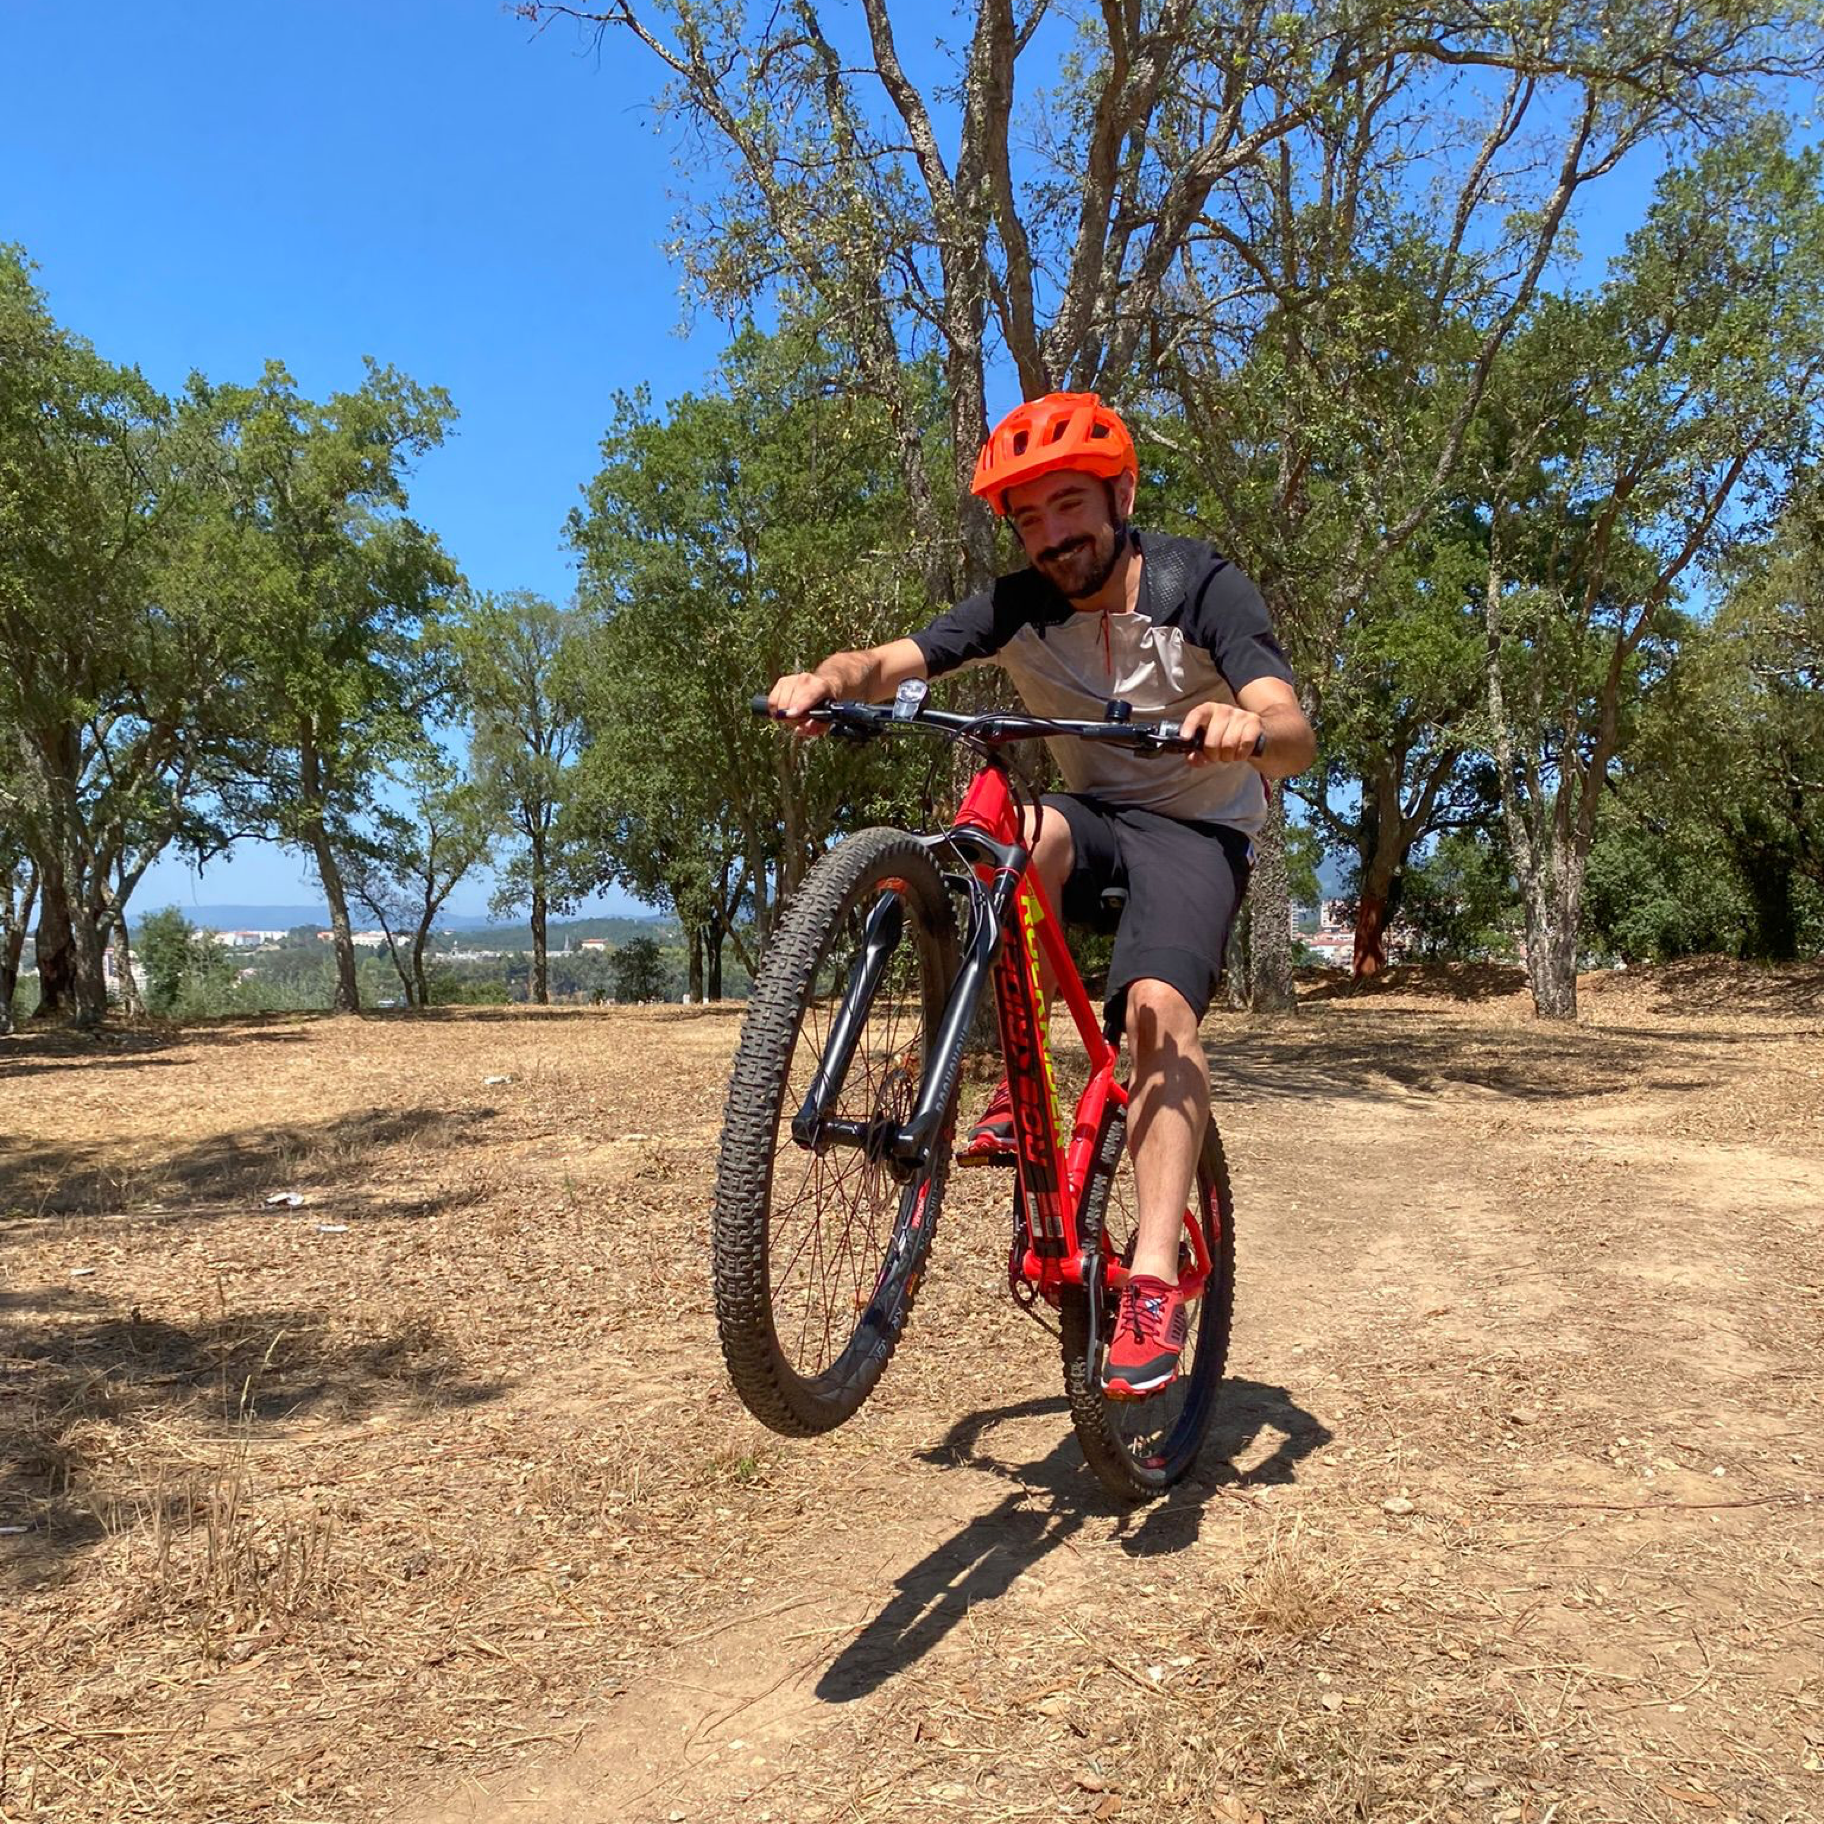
(1060, 1112), (1235, 1501)
(713, 828), (960, 1436)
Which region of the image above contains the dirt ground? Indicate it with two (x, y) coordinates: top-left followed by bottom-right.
(2, 960), (1821, 1824)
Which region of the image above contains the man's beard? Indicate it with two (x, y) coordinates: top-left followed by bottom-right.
(1037, 522), (1130, 600)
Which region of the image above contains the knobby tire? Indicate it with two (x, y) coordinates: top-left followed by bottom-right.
(713, 828), (959, 1436)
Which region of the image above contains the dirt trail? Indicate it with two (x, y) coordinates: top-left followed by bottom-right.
(4, 973), (1822, 1822)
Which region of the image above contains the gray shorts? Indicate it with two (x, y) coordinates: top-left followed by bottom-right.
(1044, 793), (1253, 1025)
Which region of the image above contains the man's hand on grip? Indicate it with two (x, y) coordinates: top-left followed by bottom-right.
(766, 670), (836, 735)
(1178, 700), (1265, 768)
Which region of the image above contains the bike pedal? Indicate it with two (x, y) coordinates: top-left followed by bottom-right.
(955, 1148), (1018, 1170)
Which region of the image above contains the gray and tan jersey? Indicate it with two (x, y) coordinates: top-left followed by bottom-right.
(908, 531), (1296, 835)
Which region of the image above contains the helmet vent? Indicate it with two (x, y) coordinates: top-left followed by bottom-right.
(1090, 423), (1109, 439)
(1011, 430), (1029, 455)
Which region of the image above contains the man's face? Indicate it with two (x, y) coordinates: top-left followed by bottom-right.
(1005, 469), (1133, 601)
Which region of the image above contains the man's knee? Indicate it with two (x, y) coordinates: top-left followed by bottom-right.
(1022, 806), (1073, 888)
(1126, 977), (1200, 1046)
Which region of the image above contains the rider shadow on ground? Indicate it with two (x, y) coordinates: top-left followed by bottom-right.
(814, 1377), (1330, 1702)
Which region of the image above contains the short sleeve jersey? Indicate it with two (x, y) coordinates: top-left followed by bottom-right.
(909, 531), (1295, 834)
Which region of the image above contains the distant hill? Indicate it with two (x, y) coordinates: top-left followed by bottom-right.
(144, 903), (336, 933)
(441, 915), (679, 951)
(156, 904), (672, 941)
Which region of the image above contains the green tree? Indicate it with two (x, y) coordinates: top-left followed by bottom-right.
(136, 905), (235, 1017)
(451, 589), (587, 1004)
(137, 906), (198, 1016)
(520, 0), (1820, 605)
(1398, 832), (1523, 962)
(344, 759), (498, 1010)
(1581, 492), (1824, 964)
(1482, 125), (1824, 1017)
(197, 360), (461, 1012)
(0, 248), (240, 1027)
(0, 776), (37, 1035)
(521, 0), (1823, 1016)
(1296, 521), (1496, 976)
(609, 933), (668, 1002)
(1710, 484), (1824, 956)
(566, 327), (930, 977)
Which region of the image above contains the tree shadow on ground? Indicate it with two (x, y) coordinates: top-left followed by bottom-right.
(1297, 963), (1529, 1004)
(1203, 1016), (1725, 1104)
(0, 1017), (314, 1082)
(816, 1377), (1329, 1701)
(405, 1003), (744, 1025)
(0, 1103), (492, 1224)
(0, 1278), (503, 1567)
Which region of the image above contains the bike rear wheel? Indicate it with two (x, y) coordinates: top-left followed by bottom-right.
(1060, 1112), (1235, 1501)
(714, 828), (959, 1436)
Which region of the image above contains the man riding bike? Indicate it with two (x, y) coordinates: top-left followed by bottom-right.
(767, 392), (1314, 1398)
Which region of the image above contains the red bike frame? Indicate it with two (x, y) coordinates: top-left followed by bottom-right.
(952, 760), (1214, 1307)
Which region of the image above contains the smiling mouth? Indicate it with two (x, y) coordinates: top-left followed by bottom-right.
(1043, 538), (1092, 565)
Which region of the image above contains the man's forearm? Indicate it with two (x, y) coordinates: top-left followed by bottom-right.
(813, 648), (886, 700)
(811, 638), (928, 704)
(1255, 702), (1317, 780)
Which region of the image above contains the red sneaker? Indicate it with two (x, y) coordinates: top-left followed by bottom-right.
(1102, 1275), (1188, 1398)
(958, 1077), (1016, 1163)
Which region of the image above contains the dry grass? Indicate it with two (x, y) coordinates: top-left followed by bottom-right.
(1, 977), (1821, 1823)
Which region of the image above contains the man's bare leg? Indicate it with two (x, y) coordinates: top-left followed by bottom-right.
(1022, 808), (1204, 1283)
(1123, 978), (1207, 1283)
(1020, 806), (1073, 994)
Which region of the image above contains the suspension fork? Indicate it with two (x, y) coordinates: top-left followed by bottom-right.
(790, 889), (909, 1149)
(789, 862), (1010, 1174)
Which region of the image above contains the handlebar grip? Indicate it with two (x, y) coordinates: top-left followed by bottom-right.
(750, 693), (775, 717)
(1150, 722), (1267, 757)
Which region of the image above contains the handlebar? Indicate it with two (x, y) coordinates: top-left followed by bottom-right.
(750, 694), (1266, 759)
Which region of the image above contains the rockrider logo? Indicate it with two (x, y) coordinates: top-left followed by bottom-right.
(994, 886), (1068, 1249)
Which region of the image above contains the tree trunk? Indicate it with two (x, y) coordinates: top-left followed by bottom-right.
(775, 742), (808, 899)
(530, 848), (550, 1005)
(110, 911), (143, 1018)
(1525, 903), (1580, 1020)
(299, 729), (360, 1013)
(31, 863), (75, 1019)
(1353, 891), (1392, 980)
(1247, 788), (1297, 1014)
(34, 756), (106, 1027)
(313, 836), (361, 1013)
(687, 926), (705, 1003)
(707, 903), (725, 1001)
(0, 865), (35, 1036)
(1224, 903), (1251, 1012)
(1516, 839), (1586, 1021)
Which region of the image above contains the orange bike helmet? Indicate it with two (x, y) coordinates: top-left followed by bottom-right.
(970, 391), (1137, 516)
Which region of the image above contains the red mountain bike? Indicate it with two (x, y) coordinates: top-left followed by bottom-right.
(712, 683), (1235, 1501)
